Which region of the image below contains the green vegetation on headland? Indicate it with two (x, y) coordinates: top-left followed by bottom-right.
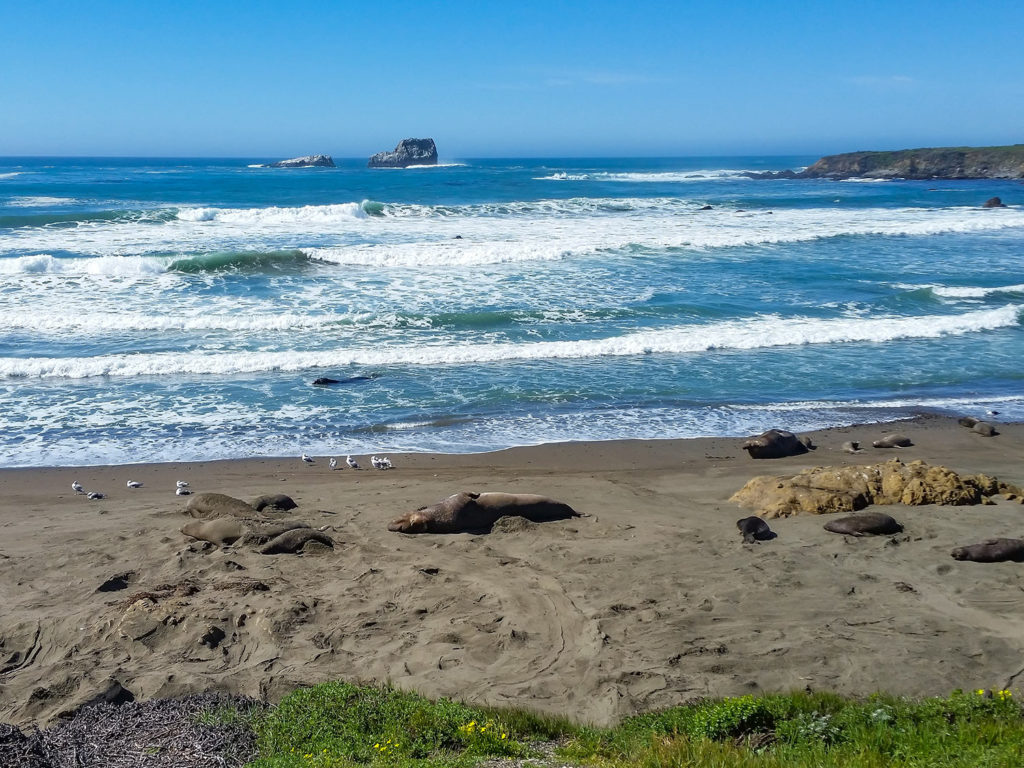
(214, 681), (1024, 767)
(752, 144), (1024, 180)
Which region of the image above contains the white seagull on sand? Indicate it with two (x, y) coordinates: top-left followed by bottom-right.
(301, 453), (315, 464)
(87, 492), (105, 500)
(329, 457), (338, 470)
(72, 481), (85, 494)
(370, 455), (382, 469)
(126, 480), (143, 488)
(176, 487), (192, 496)
(346, 455), (359, 469)
(381, 457), (393, 469)
(176, 480), (190, 489)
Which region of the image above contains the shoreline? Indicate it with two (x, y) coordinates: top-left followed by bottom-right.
(3, 414), (1023, 728)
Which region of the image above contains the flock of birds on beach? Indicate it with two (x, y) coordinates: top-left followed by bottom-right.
(70, 455), (393, 501)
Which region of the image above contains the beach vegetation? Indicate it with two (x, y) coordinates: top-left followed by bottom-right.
(233, 683), (1024, 767)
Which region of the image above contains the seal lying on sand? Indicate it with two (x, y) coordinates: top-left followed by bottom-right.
(823, 512), (903, 536)
(388, 492), (581, 534)
(741, 429), (813, 459)
(736, 516), (774, 543)
(185, 493), (254, 519)
(841, 440), (861, 454)
(251, 493), (298, 512)
(958, 417), (998, 437)
(951, 538), (1024, 563)
(258, 528), (334, 554)
(872, 433), (913, 448)
(181, 518), (309, 547)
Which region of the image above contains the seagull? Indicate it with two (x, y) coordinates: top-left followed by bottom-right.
(346, 455), (359, 469)
(176, 487), (192, 496)
(71, 481), (85, 494)
(381, 457), (392, 470)
(301, 454), (315, 464)
(986, 410), (1000, 417)
(371, 455), (382, 469)
(176, 480), (190, 489)
(126, 480), (143, 489)
(329, 457), (338, 470)
(87, 492), (105, 500)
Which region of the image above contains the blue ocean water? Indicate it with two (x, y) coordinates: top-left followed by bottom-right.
(0, 156), (1022, 467)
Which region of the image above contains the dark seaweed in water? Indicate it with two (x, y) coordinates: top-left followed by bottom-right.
(0, 694), (261, 767)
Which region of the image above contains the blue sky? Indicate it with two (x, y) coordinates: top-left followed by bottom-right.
(2, 0), (1023, 157)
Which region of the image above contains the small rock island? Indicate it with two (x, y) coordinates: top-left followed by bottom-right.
(268, 155), (335, 168)
(368, 138), (438, 168)
(750, 144), (1024, 180)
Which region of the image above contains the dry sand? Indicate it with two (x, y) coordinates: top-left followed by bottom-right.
(2, 414), (1024, 728)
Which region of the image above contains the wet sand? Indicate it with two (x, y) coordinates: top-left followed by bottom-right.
(2, 414), (1023, 727)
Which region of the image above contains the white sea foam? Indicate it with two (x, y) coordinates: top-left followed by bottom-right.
(0, 172), (24, 179)
(535, 170), (756, 182)
(0, 308), (377, 333)
(840, 177), (890, 183)
(2, 306), (1017, 379)
(3, 201), (1024, 266)
(896, 282), (1024, 298)
(4, 196), (79, 207)
(0, 253), (168, 275)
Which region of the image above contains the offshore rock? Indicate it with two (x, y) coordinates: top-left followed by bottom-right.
(983, 196), (1007, 208)
(368, 138), (438, 168)
(268, 154), (335, 168)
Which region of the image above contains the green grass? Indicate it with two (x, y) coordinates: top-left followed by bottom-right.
(217, 683), (1024, 768)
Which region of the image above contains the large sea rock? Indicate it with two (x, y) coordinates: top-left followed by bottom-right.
(268, 155), (335, 168)
(368, 138), (438, 168)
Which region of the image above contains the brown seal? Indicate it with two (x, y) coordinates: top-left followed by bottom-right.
(258, 528), (334, 554)
(388, 491), (581, 534)
(823, 512), (903, 536)
(181, 518), (309, 546)
(951, 538), (1024, 562)
(841, 440), (861, 454)
(251, 493), (298, 512)
(872, 433), (912, 448)
(741, 429), (812, 459)
(736, 516), (773, 543)
(185, 492), (254, 519)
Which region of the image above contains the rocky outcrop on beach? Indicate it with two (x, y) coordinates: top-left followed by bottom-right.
(368, 138), (438, 168)
(268, 154), (335, 168)
(747, 145), (1024, 180)
(731, 458), (1022, 519)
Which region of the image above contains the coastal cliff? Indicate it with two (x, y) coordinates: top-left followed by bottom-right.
(754, 145), (1024, 180)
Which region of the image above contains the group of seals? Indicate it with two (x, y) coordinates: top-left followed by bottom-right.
(388, 492), (581, 534)
(181, 492), (333, 554)
(958, 417), (999, 437)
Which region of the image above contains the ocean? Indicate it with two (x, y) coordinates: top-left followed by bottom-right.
(0, 156), (1021, 468)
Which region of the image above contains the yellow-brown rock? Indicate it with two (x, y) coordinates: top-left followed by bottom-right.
(731, 458), (1004, 519)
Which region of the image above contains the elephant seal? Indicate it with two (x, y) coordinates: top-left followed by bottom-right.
(388, 492), (581, 534)
(872, 433), (913, 449)
(185, 492), (254, 519)
(823, 512), (904, 536)
(258, 528), (334, 554)
(951, 538), (1024, 563)
(841, 440), (861, 454)
(741, 429), (812, 459)
(181, 518), (309, 546)
(736, 516), (774, 543)
(973, 421), (998, 437)
(251, 493), (298, 512)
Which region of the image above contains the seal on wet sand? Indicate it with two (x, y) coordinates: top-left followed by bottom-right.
(951, 538), (1024, 563)
(388, 491), (581, 534)
(251, 493), (298, 512)
(872, 434), (913, 449)
(823, 512), (904, 536)
(736, 516), (774, 543)
(741, 429), (813, 459)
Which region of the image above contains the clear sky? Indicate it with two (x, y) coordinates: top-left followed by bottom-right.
(2, 0), (1023, 157)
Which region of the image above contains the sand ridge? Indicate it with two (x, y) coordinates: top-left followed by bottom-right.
(1, 415), (1023, 727)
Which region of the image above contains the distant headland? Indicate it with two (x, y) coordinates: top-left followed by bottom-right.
(749, 144), (1024, 180)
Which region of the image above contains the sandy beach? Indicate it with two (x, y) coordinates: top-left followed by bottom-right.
(2, 414), (1023, 729)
